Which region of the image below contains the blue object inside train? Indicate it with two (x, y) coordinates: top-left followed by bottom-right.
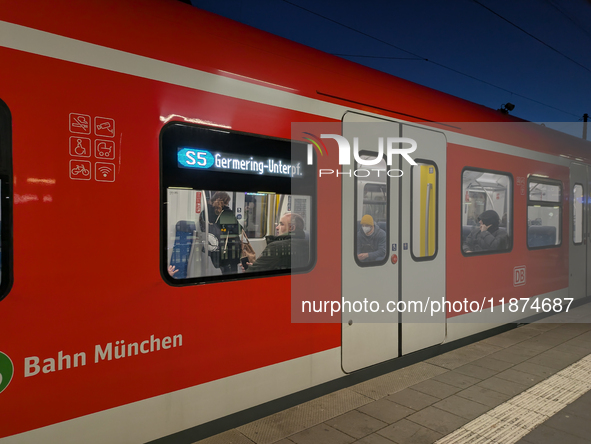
(170, 220), (196, 279)
(528, 225), (557, 248)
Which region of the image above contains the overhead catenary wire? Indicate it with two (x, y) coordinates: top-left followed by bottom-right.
(331, 54), (422, 60)
(471, 0), (591, 75)
(281, 0), (582, 119)
(544, 0), (591, 42)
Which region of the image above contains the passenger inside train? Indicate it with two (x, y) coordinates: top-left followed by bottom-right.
(201, 191), (243, 275)
(355, 154), (391, 265)
(356, 214), (387, 262)
(462, 170), (513, 254)
(161, 122), (315, 282)
(245, 212), (309, 272)
(166, 189), (312, 280)
(462, 210), (508, 253)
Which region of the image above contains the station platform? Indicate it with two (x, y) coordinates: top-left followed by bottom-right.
(194, 304), (591, 444)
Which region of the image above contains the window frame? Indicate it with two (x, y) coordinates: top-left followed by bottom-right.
(572, 183), (584, 246)
(353, 150), (390, 268)
(160, 122), (316, 286)
(461, 166), (514, 257)
(242, 192), (269, 239)
(0, 99), (12, 301)
(526, 176), (562, 250)
(410, 159), (439, 262)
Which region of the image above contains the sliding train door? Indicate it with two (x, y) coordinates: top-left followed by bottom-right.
(571, 163), (588, 298)
(400, 125), (446, 354)
(341, 115), (447, 372)
(341, 112), (399, 373)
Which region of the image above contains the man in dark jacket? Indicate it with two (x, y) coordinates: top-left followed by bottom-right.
(462, 210), (508, 253)
(357, 214), (387, 262)
(246, 213), (309, 272)
(209, 191), (242, 274)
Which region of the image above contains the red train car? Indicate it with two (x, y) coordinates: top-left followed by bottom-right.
(0, 1), (590, 442)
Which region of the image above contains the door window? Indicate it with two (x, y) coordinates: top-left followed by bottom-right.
(354, 154), (388, 266)
(573, 184), (583, 245)
(527, 178), (562, 249)
(411, 161), (438, 260)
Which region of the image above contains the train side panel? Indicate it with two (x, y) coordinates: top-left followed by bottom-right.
(445, 140), (570, 341)
(0, 43), (341, 440)
(1, 1), (590, 442)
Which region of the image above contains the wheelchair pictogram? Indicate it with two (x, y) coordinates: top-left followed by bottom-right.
(69, 136), (91, 157)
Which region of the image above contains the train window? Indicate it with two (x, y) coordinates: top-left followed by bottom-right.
(160, 123), (315, 284)
(573, 184), (583, 245)
(529, 182), (560, 202)
(527, 177), (562, 249)
(0, 99), (12, 300)
(461, 169), (512, 255)
(355, 153), (388, 266)
(411, 161), (438, 260)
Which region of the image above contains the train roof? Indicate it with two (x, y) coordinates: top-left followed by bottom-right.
(3, 0), (591, 161)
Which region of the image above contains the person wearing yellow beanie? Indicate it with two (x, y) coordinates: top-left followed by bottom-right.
(360, 214), (374, 226)
(357, 214), (386, 262)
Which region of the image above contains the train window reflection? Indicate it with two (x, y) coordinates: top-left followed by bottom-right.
(529, 182), (561, 202)
(462, 169), (512, 255)
(166, 189), (312, 279)
(160, 123), (315, 284)
(573, 184), (583, 245)
(355, 154), (388, 266)
(528, 178), (562, 249)
(412, 162), (437, 260)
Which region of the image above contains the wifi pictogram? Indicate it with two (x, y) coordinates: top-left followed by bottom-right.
(95, 162), (115, 182)
(98, 166), (111, 177)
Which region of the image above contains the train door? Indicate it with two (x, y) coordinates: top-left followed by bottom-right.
(400, 125), (447, 354)
(341, 112), (399, 373)
(570, 163), (587, 299)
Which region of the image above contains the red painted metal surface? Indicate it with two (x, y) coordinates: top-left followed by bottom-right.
(0, 0), (586, 439)
(446, 144), (569, 317)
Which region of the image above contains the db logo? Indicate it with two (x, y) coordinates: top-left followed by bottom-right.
(0, 351), (14, 394)
(514, 266), (526, 287)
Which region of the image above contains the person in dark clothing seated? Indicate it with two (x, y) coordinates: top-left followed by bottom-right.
(246, 212), (309, 272)
(357, 214), (387, 262)
(462, 210), (508, 253)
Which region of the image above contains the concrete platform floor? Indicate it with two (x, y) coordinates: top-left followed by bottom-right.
(194, 303), (591, 444)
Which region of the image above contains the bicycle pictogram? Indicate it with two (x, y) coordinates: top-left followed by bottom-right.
(70, 160), (92, 180)
(71, 164), (90, 176)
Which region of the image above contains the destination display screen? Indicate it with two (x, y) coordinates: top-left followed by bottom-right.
(177, 148), (303, 178)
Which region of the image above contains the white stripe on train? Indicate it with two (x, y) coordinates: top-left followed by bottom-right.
(0, 20), (575, 169)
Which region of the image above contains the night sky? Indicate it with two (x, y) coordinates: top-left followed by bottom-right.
(192, 0), (591, 139)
